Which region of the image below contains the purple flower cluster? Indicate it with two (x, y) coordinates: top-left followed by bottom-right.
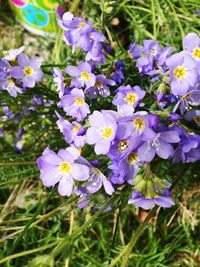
(0, 47), (44, 97)
(36, 14), (200, 212)
(58, 12), (106, 65)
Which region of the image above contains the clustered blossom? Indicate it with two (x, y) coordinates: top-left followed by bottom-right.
(1, 13), (196, 212)
(0, 47), (44, 97)
(58, 12), (106, 64)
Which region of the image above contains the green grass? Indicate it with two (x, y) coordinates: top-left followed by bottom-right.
(0, 0), (200, 266)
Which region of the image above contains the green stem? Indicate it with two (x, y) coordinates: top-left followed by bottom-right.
(50, 195), (118, 258)
(151, 0), (157, 38)
(0, 161), (36, 167)
(109, 206), (158, 267)
(0, 241), (60, 265)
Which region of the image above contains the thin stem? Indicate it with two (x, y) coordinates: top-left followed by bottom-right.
(50, 196), (118, 258)
(151, 0), (157, 38)
(0, 241), (60, 265)
(0, 161), (36, 166)
(109, 206), (158, 267)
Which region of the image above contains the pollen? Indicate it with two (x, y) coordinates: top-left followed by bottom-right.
(101, 127), (113, 139)
(75, 97), (84, 106)
(133, 117), (145, 131)
(79, 21), (86, 28)
(73, 125), (79, 132)
(93, 167), (101, 176)
(118, 139), (129, 152)
(181, 93), (192, 101)
(23, 66), (33, 76)
(59, 162), (72, 174)
(125, 93), (138, 104)
(81, 71), (90, 81)
(194, 115), (200, 124)
(192, 47), (200, 59)
(7, 79), (15, 87)
(95, 81), (102, 87)
(173, 66), (186, 79)
(127, 152), (138, 164)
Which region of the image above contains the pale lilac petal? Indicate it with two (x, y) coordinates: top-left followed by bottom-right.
(86, 127), (101, 144)
(183, 33), (200, 50)
(71, 163), (89, 181)
(40, 167), (61, 187)
(95, 140), (110, 155)
(101, 176), (114, 195)
(10, 66), (24, 79)
(156, 141), (173, 159)
(29, 57), (42, 69)
(78, 61), (91, 72)
(18, 53), (30, 67)
(57, 149), (75, 163)
(66, 66), (80, 76)
(138, 142), (155, 162)
(23, 76), (35, 88)
(135, 199), (155, 209)
(58, 176), (74, 196)
(154, 196), (174, 208)
(160, 131), (180, 143)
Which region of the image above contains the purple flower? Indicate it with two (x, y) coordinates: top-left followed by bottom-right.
(86, 111), (117, 155)
(66, 61), (96, 88)
(85, 41), (106, 65)
(113, 85), (145, 109)
(52, 67), (70, 98)
(0, 77), (22, 97)
(173, 133), (200, 163)
(60, 88), (90, 121)
(129, 42), (143, 59)
(32, 95), (44, 106)
(128, 189), (174, 210)
(78, 157), (114, 195)
(85, 74), (116, 98)
(185, 110), (200, 127)
(0, 59), (10, 81)
(173, 90), (200, 114)
(116, 112), (150, 140)
(3, 46), (25, 61)
(143, 40), (161, 57)
(136, 56), (157, 75)
(137, 130), (180, 162)
(11, 54), (44, 88)
(0, 128), (3, 137)
(37, 147), (89, 196)
(166, 52), (198, 96)
(56, 112), (86, 147)
(183, 32), (200, 62)
(111, 60), (125, 84)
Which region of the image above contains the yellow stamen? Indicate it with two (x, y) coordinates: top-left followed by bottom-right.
(133, 117), (145, 131)
(125, 93), (138, 104)
(24, 66), (33, 76)
(93, 168), (101, 176)
(127, 152), (138, 164)
(59, 162), (72, 174)
(81, 71), (90, 81)
(7, 79), (15, 87)
(101, 127), (113, 139)
(79, 22), (86, 28)
(95, 81), (102, 87)
(173, 66), (186, 79)
(118, 140), (129, 152)
(192, 47), (200, 60)
(73, 125), (79, 132)
(194, 116), (200, 124)
(75, 97), (84, 106)
(181, 93), (192, 101)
